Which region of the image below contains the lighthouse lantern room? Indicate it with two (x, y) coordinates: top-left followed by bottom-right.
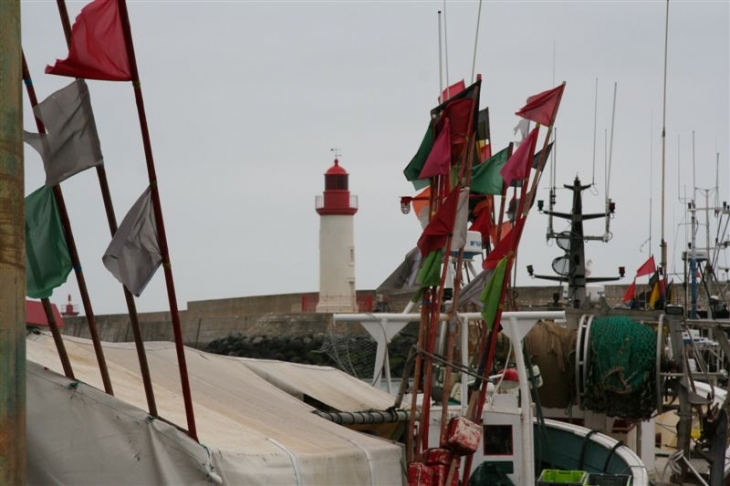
(315, 158), (358, 313)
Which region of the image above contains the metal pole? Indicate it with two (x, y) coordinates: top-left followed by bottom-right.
(0, 0), (26, 481)
(660, 0), (670, 276)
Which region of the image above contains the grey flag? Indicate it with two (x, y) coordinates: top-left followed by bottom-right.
(24, 79), (103, 187)
(450, 187), (470, 252)
(102, 188), (161, 296)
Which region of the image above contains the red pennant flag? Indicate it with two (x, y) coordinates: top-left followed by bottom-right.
(623, 280), (636, 302)
(484, 217), (525, 269)
(500, 127), (538, 186)
(419, 118), (452, 179)
(439, 80), (466, 103)
(636, 255), (656, 277)
(417, 188), (460, 256)
(515, 83), (565, 127)
(46, 0), (132, 81)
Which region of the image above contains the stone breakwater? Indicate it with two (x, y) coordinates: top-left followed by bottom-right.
(204, 324), (419, 380)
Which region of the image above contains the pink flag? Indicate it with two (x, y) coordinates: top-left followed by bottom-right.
(46, 0), (132, 81)
(484, 217), (525, 269)
(417, 187), (460, 257)
(499, 127), (538, 186)
(439, 80), (466, 103)
(515, 83), (565, 127)
(419, 118), (452, 179)
(636, 255), (656, 277)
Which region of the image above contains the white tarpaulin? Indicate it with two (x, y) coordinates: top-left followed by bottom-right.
(26, 332), (404, 485)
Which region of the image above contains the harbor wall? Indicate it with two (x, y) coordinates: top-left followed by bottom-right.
(59, 284), (642, 348)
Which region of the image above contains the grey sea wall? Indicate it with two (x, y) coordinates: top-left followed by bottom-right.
(59, 284), (639, 348)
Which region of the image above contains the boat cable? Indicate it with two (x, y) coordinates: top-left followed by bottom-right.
(602, 439), (625, 472)
(577, 429), (600, 470)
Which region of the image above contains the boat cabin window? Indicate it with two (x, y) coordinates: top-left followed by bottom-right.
(483, 424), (513, 455)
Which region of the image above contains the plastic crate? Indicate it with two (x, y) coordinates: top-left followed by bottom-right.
(537, 469), (588, 486)
(587, 473), (631, 486)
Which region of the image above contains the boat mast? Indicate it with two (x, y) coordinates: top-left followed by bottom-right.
(660, 0), (670, 278)
(0, 0), (26, 482)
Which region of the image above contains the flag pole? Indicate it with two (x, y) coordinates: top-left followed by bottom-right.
(21, 56), (114, 396)
(55, 0), (158, 418)
(115, 0), (197, 440)
(0, 2), (26, 480)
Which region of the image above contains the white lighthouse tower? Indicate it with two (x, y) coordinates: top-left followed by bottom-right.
(315, 158), (358, 313)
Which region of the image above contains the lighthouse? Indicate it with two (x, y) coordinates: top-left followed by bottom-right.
(315, 158), (358, 313)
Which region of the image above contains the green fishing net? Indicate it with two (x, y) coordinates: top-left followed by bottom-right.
(583, 316), (657, 420)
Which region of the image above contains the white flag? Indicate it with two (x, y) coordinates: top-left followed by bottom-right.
(450, 187), (470, 251)
(24, 79), (103, 187)
(103, 188), (161, 296)
(513, 118), (530, 144)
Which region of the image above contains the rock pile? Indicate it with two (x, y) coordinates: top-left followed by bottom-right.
(204, 323), (419, 380)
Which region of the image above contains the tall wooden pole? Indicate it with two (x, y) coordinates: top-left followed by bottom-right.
(20, 59), (114, 395)
(0, 0), (26, 481)
(55, 0), (157, 417)
(116, 0), (197, 440)
(22, 54), (77, 381)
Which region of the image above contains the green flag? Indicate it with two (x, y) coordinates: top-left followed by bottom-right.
(411, 249), (443, 302)
(478, 256), (508, 329)
(25, 186), (72, 298)
(403, 123), (434, 189)
(470, 146), (511, 195)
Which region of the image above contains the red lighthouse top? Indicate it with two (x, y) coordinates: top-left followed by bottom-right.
(316, 158), (358, 216)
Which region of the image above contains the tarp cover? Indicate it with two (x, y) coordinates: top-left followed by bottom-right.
(26, 332), (404, 485)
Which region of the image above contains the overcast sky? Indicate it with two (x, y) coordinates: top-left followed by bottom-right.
(20, 0), (729, 315)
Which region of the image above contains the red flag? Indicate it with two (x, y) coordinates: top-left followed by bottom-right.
(623, 280), (636, 302)
(439, 80), (466, 103)
(500, 127), (538, 186)
(419, 118), (452, 179)
(417, 188), (460, 256)
(46, 0), (132, 81)
(484, 217), (525, 269)
(515, 83), (565, 127)
(443, 98), (476, 159)
(479, 143), (492, 162)
(636, 255), (656, 277)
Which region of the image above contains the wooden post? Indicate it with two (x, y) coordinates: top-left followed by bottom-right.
(0, 0), (27, 481)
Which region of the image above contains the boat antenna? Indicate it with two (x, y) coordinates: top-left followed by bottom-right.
(591, 78), (598, 187)
(692, 130), (697, 202)
(646, 115), (654, 253)
(660, 0), (670, 275)
(443, 0), (451, 97)
(470, 0), (483, 83)
(438, 10), (444, 97)
(601, 82), (617, 239)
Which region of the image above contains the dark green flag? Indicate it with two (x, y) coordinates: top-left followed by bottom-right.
(411, 249), (443, 302)
(470, 146), (511, 195)
(479, 256), (508, 329)
(403, 123), (434, 188)
(25, 186), (72, 298)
